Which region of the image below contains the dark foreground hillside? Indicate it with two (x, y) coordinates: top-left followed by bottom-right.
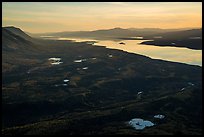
(2, 27), (202, 135)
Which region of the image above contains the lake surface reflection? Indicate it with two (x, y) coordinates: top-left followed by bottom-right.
(56, 37), (202, 66)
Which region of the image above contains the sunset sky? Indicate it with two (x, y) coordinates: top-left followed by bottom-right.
(2, 2), (202, 33)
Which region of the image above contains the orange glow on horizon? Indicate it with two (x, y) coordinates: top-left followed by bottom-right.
(2, 2), (202, 33)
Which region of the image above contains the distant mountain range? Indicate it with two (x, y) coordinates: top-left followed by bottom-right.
(3, 26), (202, 50)
(30, 27), (201, 39)
(28, 27), (202, 50)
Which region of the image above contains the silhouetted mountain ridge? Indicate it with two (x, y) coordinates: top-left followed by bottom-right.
(2, 27), (33, 51)
(141, 29), (202, 50)
(4, 26), (33, 41)
(144, 29), (202, 40)
(31, 27), (196, 38)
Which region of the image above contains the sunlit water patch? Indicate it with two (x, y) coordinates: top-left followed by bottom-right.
(129, 118), (155, 130)
(153, 36), (163, 39)
(48, 58), (61, 61)
(93, 39), (202, 66)
(74, 58), (88, 63)
(44, 37), (202, 66)
(189, 37), (202, 39)
(40, 36), (56, 38)
(154, 114), (165, 119)
(82, 67), (88, 70)
(131, 36), (144, 39)
(48, 57), (63, 65)
(64, 79), (69, 82)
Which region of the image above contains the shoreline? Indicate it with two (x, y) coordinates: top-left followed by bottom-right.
(140, 40), (202, 50)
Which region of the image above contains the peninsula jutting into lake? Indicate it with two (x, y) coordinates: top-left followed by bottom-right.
(2, 2), (202, 135)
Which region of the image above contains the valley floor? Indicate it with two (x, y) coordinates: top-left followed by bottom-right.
(2, 39), (202, 135)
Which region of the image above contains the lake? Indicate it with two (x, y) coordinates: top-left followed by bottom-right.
(44, 37), (202, 66)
